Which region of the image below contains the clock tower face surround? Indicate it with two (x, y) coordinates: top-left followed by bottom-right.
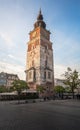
(26, 9), (54, 97)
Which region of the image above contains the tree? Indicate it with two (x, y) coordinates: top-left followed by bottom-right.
(36, 85), (45, 98)
(12, 80), (28, 103)
(63, 67), (80, 99)
(0, 86), (8, 93)
(54, 85), (65, 99)
(64, 87), (71, 93)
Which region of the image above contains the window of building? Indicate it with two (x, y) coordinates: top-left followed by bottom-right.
(32, 45), (35, 50)
(28, 71), (32, 79)
(34, 71), (36, 80)
(1, 75), (4, 78)
(44, 71), (46, 79)
(32, 60), (34, 66)
(45, 56), (48, 67)
(39, 22), (41, 26)
(48, 72), (51, 79)
(45, 45), (48, 52)
(45, 60), (47, 67)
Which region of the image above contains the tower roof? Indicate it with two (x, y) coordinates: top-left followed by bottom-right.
(34, 9), (46, 29)
(37, 8), (43, 21)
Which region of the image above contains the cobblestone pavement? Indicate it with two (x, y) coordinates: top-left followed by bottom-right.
(0, 100), (80, 130)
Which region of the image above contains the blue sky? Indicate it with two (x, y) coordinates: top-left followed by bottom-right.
(0, 0), (80, 79)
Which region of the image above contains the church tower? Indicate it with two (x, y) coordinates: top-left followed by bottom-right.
(26, 9), (54, 96)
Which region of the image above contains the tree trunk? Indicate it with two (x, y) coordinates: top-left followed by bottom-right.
(72, 91), (74, 99)
(59, 92), (60, 99)
(18, 91), (21, 104)
(72, 88), (74, 99)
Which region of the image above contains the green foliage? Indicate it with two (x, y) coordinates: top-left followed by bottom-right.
(0, 86), (8, 93)
(9, 87), (14, 92)
(64, 87), (71, 93)
(36, 85), (45, 93)
(63, 67), (80, 98)
(12, 80), (28, 95)
(54, 86), (65, 93)
(12, 80), (29, 103)
(63, 67), (80, 92)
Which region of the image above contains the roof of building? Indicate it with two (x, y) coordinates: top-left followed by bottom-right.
(34, 9), (46, 29)
(0, 72), (19, 79)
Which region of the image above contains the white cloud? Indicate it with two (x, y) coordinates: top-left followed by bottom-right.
(0, 32), (14, 47)
(54, 64), (67, 79)
(54, 63), (80, 79)
(0, 2), (80, 82)
(53, 29), (80, 67)
(8, 54), (16, 59)
(0, 61), (25, 80)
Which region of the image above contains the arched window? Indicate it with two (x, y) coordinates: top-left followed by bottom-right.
(44, 71), (46, 79)
(32, 45), (35, 50)
(34, 71), (36, 80)
(45, 45), (48, 52)
(45, 60), (47, 67)
(45, 56), (48, 67)
(32, 60), (34, 66)
(48, 72), (51, 79)
(28, 71), (32, 79)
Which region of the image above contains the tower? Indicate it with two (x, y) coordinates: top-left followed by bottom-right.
(26, 9), (54, 96)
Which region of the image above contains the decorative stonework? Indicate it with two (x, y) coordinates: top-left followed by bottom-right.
(26, 10), (54, 97)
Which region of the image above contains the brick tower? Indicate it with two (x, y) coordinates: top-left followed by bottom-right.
(26, 9), (54, 97)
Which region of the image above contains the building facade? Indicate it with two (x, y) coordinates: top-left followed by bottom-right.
(54, 78), (80, 94)
(54, 78), (67, 88)
(0, 72), (19, 88)
(26, 9), (54, 96)
(0, 72), (6, 86)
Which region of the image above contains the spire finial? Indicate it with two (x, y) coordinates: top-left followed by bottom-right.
(39, 8), (41, 14)
(34, 9), (46, 29)
(37, 8), (43, 21)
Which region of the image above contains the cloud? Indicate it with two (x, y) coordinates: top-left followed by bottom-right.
(0, 32), (14, 47)
(7, 53), (26, 66)
(54, 64), (67, 79)
(0, 61), (25, 80)
(0, 1), (80, 81)
(53, 29), (80, 65)
(54, 63), (80, 79)
(52, 29), (80, 80)
(8, 54), (15, 59)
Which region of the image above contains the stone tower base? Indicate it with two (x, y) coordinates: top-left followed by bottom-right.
(28, 82), (54, 98)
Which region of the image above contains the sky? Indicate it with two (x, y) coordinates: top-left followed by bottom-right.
(0, 0), (80, 80)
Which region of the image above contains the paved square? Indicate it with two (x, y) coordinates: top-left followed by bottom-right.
(0, 100), (80, 130)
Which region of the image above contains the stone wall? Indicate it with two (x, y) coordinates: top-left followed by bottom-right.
(26, 27), (54, 94)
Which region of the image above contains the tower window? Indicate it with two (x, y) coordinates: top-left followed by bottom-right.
(48, 72), (51, 79)
(34, 71), (36, 80)
(45, 60), (47, 67)
(44, 71), (46, 79)
(32, 45), (35, 50)
(32, 60), (34, 66)
(39, 22), (41, 26)
(28, 71), (32, 79)
(45, 45), (48, 52)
